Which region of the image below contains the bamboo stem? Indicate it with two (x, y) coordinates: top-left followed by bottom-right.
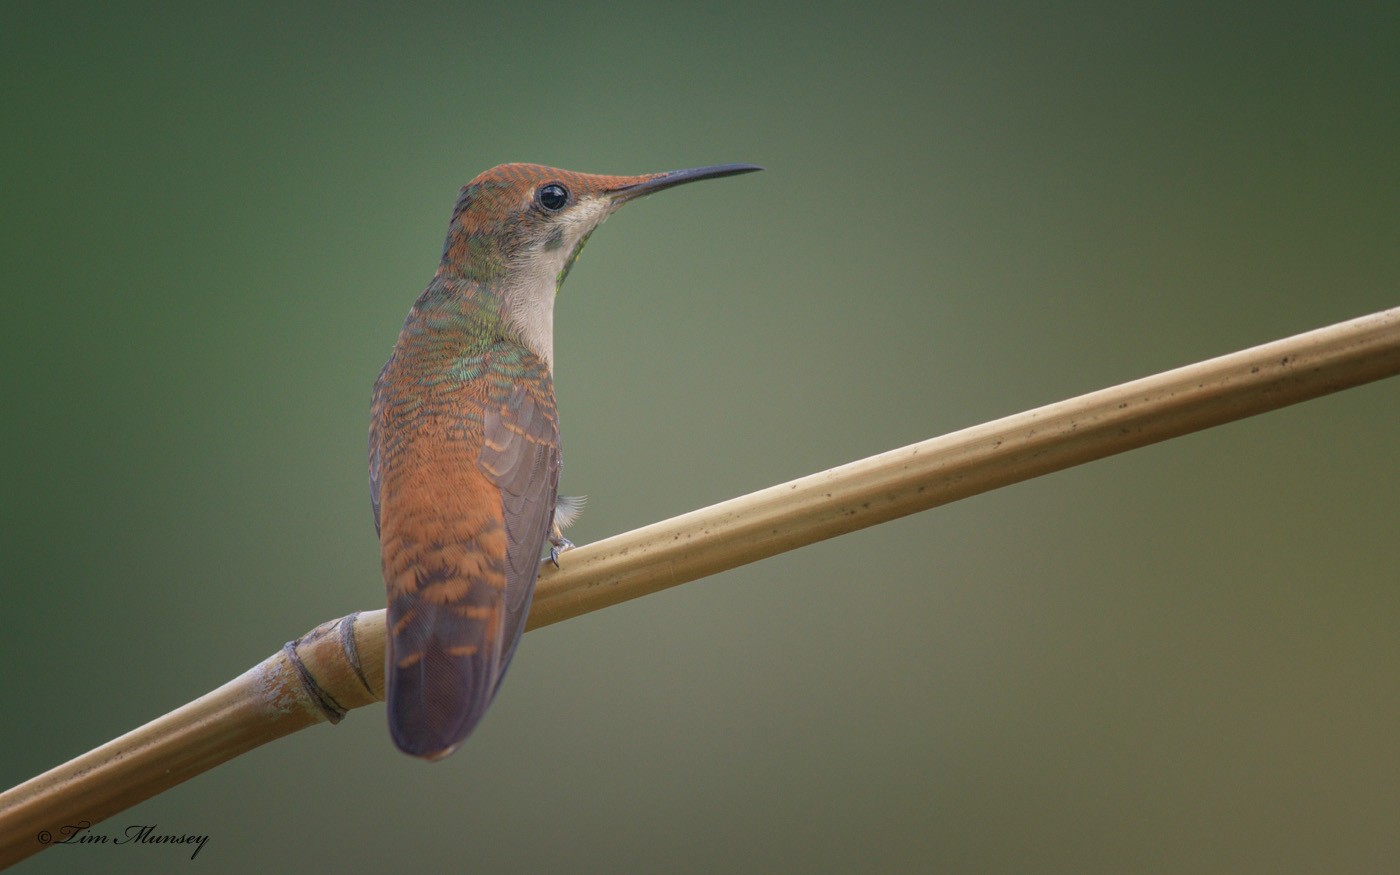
(528, 304), (1400, 627)
(2, 305), (1397, 868)
(0, 616), (383, 869)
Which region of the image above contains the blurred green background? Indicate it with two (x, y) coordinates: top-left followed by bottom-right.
(3, 1), (1398, 872)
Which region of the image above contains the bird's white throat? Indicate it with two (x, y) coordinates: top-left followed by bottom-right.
(501, 197), (612, 371)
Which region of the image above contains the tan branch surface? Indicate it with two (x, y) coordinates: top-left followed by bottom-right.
(2, 305), (1398, 868)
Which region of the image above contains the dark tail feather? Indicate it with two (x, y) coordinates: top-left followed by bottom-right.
(387, 593), (503, 760)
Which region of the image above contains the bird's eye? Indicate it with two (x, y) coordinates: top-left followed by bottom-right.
(537, 183), (569, 211)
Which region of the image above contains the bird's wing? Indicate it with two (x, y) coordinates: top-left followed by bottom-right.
(477, 370), (562, 675)
(368, 360), (389, 537)
(376, 343), (559, 759)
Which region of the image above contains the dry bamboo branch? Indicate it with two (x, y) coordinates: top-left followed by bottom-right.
(0, 616), (384, 869)
(528, 304), (1400, 627)
(2, 305), (1397, 868)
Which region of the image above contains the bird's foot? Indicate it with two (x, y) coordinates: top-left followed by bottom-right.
(548, 495), (586, 567)
(549, 536), (575, 568)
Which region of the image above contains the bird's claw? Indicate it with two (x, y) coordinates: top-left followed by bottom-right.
(548, 494), (584, 567)
(549, 537), (575, 568)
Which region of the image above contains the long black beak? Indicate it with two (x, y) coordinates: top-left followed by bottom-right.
(608, 163), (763, 204)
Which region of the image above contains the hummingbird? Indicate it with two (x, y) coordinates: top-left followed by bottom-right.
(369, 161), (761, 760)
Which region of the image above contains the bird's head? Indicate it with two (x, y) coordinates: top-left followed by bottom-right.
(439, 162), (761, 288)
(436, 161), (761, 366)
